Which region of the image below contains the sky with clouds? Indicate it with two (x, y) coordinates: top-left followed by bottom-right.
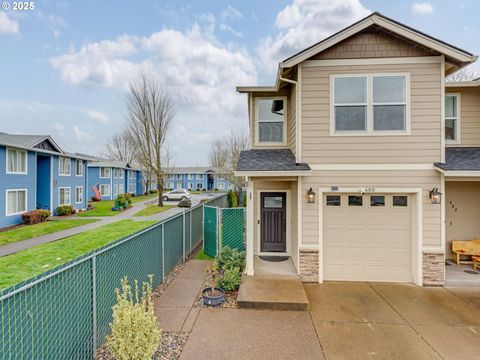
(0, 0), (479, 165)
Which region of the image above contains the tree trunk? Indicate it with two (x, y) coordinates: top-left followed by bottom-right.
(157, 180), (163, 207)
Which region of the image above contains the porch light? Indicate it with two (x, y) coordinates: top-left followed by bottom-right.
(429, 187), (442, 204)
(307, 188), (316, 204)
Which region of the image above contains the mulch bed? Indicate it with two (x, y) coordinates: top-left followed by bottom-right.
(193, 277), (238, 309)
(96, 332), (189, 360)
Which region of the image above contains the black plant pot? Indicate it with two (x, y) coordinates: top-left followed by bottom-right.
(202, 287), (224, 306)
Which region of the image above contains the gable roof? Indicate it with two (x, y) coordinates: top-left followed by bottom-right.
(434, 147), (480, 171)
(281, 12), (476, 69)
(235, 149), (311, 174)
(165, 166), (227, 175)
(87, 160), (140, 171)
(0, 132), (64, 153)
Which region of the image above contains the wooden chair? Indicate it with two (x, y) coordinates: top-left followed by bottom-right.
(452, 240), (480, 265)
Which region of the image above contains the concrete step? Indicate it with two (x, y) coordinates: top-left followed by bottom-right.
(236, 275), (310, 311)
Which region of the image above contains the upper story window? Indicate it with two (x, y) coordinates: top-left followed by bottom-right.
(197, 174), (204, 180)
(100, 167), (110, 178)
(6, 148), (27, 174)
(332, 74), (409, 135)
(119, 169), (124, 179)
(445, 94), (460, 143)
(256, 98), (287, 145)
(176, 174), (182, 180)
(130, 171), (136, 179)
(59, 157), (71, 176)
(188, 174), (193, 180)
(76, 160), (83, 176)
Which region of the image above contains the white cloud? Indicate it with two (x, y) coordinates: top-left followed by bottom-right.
(221, 6), (243, 22)
(87, 110), (110, 124)
(257, 0), (370, 74)
(0, 13), (19, 35)
(220, 23), (242, 37)
(73, 126), (93, 141)
(412, 3), (434, 14)
(52, 122), (66, 138)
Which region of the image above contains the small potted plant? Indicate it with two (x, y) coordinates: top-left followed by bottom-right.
(202, 261), (224, 306)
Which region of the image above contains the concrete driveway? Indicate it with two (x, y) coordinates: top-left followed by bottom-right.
(180, 282), (480, 360)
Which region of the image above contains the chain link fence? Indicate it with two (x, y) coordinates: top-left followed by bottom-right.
(203, 205), (246, 258)
(0, 194), (226, 359)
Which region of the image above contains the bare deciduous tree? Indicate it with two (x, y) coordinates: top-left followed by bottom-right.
(446, 66), (480, 82)
(209, 129), (248, 199)
(105, 129), (137, 164)
(126, 76), (174, 206)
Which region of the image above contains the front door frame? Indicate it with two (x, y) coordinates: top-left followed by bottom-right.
(317, 187), (423, 286)
(257, 190), (291, 256)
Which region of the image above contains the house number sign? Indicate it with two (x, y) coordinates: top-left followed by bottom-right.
(361, 187), (376, 193)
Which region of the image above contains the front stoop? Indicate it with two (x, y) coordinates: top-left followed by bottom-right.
(236, 275), (310, 311)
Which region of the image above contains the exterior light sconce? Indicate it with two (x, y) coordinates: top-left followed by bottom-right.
(429, 187), (442, 204)
(307, 188), (316, 204)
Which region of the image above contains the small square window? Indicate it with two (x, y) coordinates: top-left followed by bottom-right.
(370, 195), (385, 207)
(264, 196), (283, 208)
(326, 195), (341, 206)
(348, 195), (363, 206)
(393, 196), (408, 207)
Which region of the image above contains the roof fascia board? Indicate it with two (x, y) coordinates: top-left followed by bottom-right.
(235, 170), (313, 177)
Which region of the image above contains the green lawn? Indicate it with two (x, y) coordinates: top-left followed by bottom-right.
(0, 220), (156, 289)
(77, 200), (118, 217)
(0, 219), (98, 246)
(133, 204), (175, 217)
(194, 250), (214, 260)
(131, 194), (157, 203)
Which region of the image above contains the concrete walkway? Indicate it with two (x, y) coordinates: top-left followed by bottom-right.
(154, 260), (480, 360)
(0, 193), (219, 257)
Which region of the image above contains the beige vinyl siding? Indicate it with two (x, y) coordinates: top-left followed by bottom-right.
(301, 62), (442, 164)
(446, 87), (480, 147)
(445, 181), (480, 258)
(287, 86), (297, 154)
(311, 28), (436, 60)
(301, 170), (442, 247)
(250, 89), (295, 150)
(252, 179), (298, 257)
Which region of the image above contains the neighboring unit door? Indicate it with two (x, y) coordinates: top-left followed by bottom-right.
(260, 192), (287, 252)
(323, 193), (412, 282)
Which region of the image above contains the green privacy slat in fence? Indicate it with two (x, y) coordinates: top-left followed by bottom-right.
(0, 194), (227, 359)
(222, 208), (246, 251)
(203, 206), (218, 257)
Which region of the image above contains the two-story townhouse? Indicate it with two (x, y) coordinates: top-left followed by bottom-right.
(235, 12), (477, 286)
(164, 167), (233, 191)
(0, 132), (88, 228)
(87, 160), (144, 200)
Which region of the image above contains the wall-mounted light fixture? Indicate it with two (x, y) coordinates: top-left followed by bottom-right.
(429, 187), (442, 204)
(307, 188), (316, 204)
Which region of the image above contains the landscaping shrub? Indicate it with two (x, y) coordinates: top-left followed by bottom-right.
(115, 194), (132, 209)
(227, 190), (237, 208)
(106, 276), (161, 360)
(21, 209), (51, 225)
(149, 189), (158, 194)
(178, 198), (191, 208)
(91, 195), (101, 202)
(217, 267), (242, 292)
(217, 247), (245, 272)
(56, 205), (74, 216)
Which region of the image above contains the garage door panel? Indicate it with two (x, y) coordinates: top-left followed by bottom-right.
(323, 194), (412, 283)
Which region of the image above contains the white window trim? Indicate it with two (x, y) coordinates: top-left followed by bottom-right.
(75, 159), (84, 177)
(254, 96), (288, 146)
(445, 93), (461, 145)
(58, 187), (71, 206)
(58, 157), (71, 176)
(75, 186), (83, 204)
(6, 148), (28, 175)
(119, 184), (124, 194)
(5, 188), (28, 216)
(99, 184), (111, 197)
(196, 174), (204, 180)
(188, 174), (193, 180)
(330, 73), (411, 136)
(113, 184), (118, 196)
(197, 183), (204, 189)
(100, 167), (111, 179)
(119, 169), (124, 179)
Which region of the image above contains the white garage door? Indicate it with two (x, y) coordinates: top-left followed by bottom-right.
(323, 193), (412, 282)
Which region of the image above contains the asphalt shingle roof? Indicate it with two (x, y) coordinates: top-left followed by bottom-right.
(0, 132), (50, 149)
(434, 147), (480, 171)
(165, 166), (226, 174)
(236, 149), (311, 172)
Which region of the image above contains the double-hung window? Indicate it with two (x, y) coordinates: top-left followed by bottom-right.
(59, 187), (71, 205)
(100, 167), (110, 178)
(445, 94), (460, 143)
(100, 184), (110, 197)
(332, 74), (409, 135)
(256, 98), (286, 145)
(76, 186), (83, 204)
(119, 184), (124, 194)
(59, 157), (71, 176)
(7, 148), (27, 174)
(76, 160), (83, 176)
(6, 189), (27, 215)
(196, 174), (204, 180)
